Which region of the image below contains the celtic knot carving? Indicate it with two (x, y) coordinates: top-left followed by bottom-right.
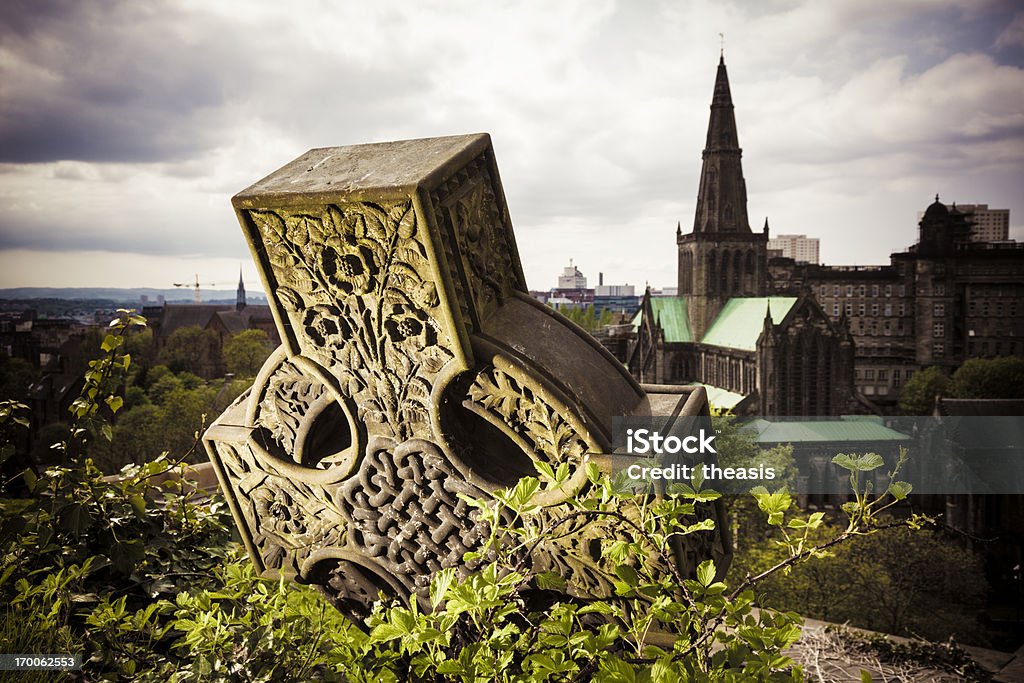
(248, 202), (453, 441)
(338, 438), (495, 594)
(466, 365), (588, 467)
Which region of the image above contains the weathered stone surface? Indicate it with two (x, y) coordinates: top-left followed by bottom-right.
(204, 133), (730, 615)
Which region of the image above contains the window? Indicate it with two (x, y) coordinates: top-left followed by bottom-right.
(933, 322), (944, 337)
(854, 369), (862, 380)
(872, 303), (879, 316)
(845, 303), (853, 316)
(884, 304), (892, 317)
(833, 303), (840, 316)
(898, 285), (905, 297)
(858, 303), (865, 316)
(865, 369), (875, 380)
(898, 303), (905, 316)
(834, 285), (840, 296)
(884, 323), (891, 336)
(933, 342), (944, 356)
(934, 303), (944, 316)
(936, 284), (945, 296)
(846, 285), (853, 297)
(820, 285), (828, 297)
(859, 285), (866, 296)
(885, 285), (892, 297)
(878, 370), (887, 381)
(872, 284), (879, 297)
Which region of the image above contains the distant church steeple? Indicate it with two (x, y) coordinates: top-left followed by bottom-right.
(236, 266), (246, 311)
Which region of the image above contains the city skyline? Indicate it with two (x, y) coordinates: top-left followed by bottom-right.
(1, 1), (1023, 291)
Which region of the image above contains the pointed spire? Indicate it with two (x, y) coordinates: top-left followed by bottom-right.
(692, 53), (749, 234)
(763, 217), (769, 235)
(236, 265), (247, 311)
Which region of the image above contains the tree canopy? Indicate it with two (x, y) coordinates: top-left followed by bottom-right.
(223, 329), (272, 377)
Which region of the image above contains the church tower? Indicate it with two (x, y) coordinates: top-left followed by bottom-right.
(236, 266), (247, 311)
(678, 54), (768, 338)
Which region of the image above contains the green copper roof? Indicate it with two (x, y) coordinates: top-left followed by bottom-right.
(632, 297), (692, 343)
(701, 384), (745, 410)
(701, 297), (798, 350)
(743, 419), (911, 443)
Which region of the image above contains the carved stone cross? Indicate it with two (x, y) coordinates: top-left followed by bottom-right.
(204, 134), (729, 617)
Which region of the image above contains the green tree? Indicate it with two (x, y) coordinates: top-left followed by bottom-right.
(735, 521), (988, 643)
(0, 354), (40, 402)
(156, 326), (222, 377)
(580, 304), (597, 331)
(223, 329), (272, 377)
(950, 356), (1024, 399)
(898, 366), (950, 415)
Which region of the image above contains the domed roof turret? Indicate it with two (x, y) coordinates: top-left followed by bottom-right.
(923, 194), (948, 219)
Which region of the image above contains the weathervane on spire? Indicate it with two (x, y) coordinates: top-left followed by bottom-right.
(719, 32), (724, 58)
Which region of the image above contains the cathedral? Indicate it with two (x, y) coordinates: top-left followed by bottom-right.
(629, 55), (857, 416)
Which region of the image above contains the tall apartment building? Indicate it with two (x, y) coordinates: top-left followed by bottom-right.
(958, 204), (1010, 242)
(767, 234), (820, 263)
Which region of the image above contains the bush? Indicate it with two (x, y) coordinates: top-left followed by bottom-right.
(1, 312), (937, 681)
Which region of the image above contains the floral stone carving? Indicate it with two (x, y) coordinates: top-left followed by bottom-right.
(204, 134), (730, 617)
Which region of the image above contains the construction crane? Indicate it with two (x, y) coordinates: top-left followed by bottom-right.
(173, 274), (217, 304)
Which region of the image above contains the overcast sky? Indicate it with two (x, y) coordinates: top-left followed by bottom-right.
(1, 0), (1022, 294)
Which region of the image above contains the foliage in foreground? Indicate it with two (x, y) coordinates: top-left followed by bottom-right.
(0, 311), (935, 681)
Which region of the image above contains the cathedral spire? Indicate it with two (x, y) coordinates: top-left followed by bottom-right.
(692, 53), (750, 234)
(236, 266), (246, 311)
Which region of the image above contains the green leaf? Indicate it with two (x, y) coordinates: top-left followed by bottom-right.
(129, 494), (147, 517)
(832, 452), (884, 472)
(696, 559), (716, 587)
(101, 334), (123, 352)
(860, 670), (873, 683)
(430, 567), (455, 609)
(60, 502), (93, 536)
(535, 571), (566, 591)
(887, 480), (912, 500)
(106, 395), (124, 413)
(614, 564), (639, 587)
(370, 623), (405, 643)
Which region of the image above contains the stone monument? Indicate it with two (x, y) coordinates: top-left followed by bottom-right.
(204, 133), (730, 617)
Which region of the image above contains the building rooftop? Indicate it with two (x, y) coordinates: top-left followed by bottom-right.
(631, 297), (692, 343)
(701, 297), (797, 351)
(743, 418), (911, 443)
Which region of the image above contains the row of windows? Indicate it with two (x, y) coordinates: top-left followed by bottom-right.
(821, 284), (904, 298)
(854, 367), (909, 387)
(832, 303), (904, 317)
(968, 301), (1018, 317)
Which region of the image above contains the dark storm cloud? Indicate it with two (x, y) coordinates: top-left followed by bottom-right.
(0, 0), (434, 164)
(0, 0), (235, 162)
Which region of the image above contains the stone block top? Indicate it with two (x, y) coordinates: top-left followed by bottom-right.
(233, 134), (491, 208)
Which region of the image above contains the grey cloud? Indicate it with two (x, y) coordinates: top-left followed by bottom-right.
(0, 0), (431, 164)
